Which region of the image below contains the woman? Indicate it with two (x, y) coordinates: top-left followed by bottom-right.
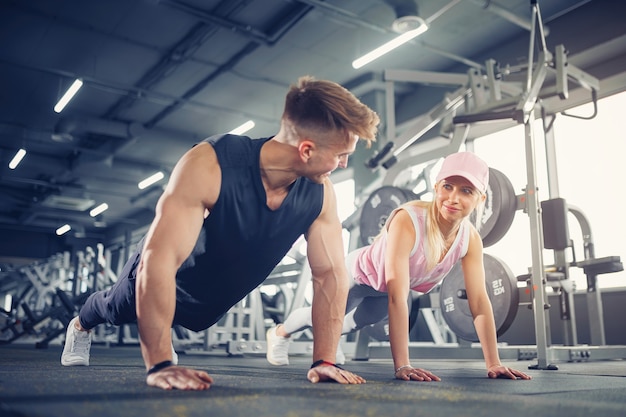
(267, 151), (530, 381)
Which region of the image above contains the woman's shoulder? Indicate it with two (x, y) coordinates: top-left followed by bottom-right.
(403, 200), (429, 210)
(401, 201), (430, 217)
(391, 201), (428, 231)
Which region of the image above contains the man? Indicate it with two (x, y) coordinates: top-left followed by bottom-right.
(61, 75), (380, 391)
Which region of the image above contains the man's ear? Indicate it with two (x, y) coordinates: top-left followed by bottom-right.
(298, 140), (315, 161)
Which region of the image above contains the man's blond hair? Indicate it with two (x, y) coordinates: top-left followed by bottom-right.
(282, 75), (379, 148)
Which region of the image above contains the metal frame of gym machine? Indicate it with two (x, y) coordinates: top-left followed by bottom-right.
(351, 0), (626, 368)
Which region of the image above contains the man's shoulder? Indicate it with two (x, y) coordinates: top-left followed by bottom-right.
(204, 134), (269, 146)
(203, 135), (269, 167)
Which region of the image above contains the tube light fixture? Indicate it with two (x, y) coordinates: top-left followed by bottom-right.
(56, 224), (71, 236)
(89, 203), (109, 217)
(3, 293), (12, 313)
(54, 78), (83, 113)
(8, 148), (26, 169)
(228, 120), (255, 135)
(352, 22), (429, 69)
(138, 171), (165, 190)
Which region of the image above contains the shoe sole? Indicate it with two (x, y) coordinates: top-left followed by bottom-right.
(61, 358), (89, 366)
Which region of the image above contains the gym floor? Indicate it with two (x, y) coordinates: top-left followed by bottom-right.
(1, 343), (626, 417)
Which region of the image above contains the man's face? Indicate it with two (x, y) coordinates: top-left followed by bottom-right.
(305, 133), (358, 183)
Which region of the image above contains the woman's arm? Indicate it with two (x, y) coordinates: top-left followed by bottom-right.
(385, 209), (440, 381)
(463, 227), (531, 380)
(462, 228), (501, 367)
(384, 209), (414, 371)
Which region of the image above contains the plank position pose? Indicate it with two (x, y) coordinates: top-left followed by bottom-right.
(267, 152), (531, 382)
(61, 75), (380, 390)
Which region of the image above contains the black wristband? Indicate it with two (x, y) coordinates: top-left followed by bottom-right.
(310, 359), (344, 370)
(147, 360), (174, 375)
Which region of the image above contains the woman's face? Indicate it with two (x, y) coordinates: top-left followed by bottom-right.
(434, 176), (483, 223)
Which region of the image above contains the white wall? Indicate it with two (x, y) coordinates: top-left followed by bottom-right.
(473, 91), (626, 289)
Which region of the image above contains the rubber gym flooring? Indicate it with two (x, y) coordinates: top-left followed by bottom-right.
(1, 342), (626, 417)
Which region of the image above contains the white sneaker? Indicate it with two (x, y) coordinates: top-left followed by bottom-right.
(335, 342), (346, 365)
(266, 326), (290, 366)
(61, 317), (92, 366)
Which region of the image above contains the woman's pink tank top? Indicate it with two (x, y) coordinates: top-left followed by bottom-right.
(352, 204), (470, 293)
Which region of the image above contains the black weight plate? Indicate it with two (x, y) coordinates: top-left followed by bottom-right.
(439, 253), (518, 342)
(482, 169), (517, 247)
(472, 168), (517, 248)
(359, 186), (413, 246)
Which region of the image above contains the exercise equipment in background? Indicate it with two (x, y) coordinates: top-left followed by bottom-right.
(440, 254), (519, 342)
(359, 168), (518, 249)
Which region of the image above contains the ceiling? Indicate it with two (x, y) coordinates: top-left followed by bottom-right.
(1, 0), (625, 259)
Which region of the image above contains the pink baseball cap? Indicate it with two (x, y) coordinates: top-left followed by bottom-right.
(436, 152), (489, 193)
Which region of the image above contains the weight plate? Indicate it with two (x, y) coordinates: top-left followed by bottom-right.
(361, 168), (517, 249)
(473, 168), (517, 248)
(359, 186), (414, 246)
(439, 253), (519, 342)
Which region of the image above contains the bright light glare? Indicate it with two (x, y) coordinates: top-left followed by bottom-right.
(229, 120), (255, 135)
(8, 148), (26, 169)
(54, 79), (83, 113)
(89, 203), (109, 217)
(138, 172), (165, 190)
(56, 224), (71, 236)
(352, 25), (428, 69)
(4, 293), (12, 312)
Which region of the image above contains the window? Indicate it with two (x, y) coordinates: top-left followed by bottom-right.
(474, 91), (626, 289)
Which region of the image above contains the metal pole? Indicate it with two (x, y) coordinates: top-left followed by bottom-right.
(542, 111), (577, 346)
(524, 115), (555, 369)
(542, 112), (560, 199)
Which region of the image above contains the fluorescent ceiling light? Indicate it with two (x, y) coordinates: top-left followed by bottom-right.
(8, 148), (26, 169)
(229, 120), (255, 135)
(138, 171), (165, 190)
(4, 293), (13, 312)
(54, 78), (83, 113)
(352, 22), (429, 69)
(89, 203), (109, 217)
(56, 224), (71, 236)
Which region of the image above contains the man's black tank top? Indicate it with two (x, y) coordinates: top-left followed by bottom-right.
(171, 134), (324, 331)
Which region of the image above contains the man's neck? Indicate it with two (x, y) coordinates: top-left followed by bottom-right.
(259, 138), (300, 192)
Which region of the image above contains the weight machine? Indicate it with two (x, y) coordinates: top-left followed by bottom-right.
(0, 244), (120, 348)
(351, 0), (626, 367)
